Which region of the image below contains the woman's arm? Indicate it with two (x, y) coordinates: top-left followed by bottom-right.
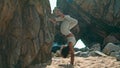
(49, 18), (56, 24)
(49, 16), (64, 23)
(49, 14), (65, 24)
(55, 16), (64, 21)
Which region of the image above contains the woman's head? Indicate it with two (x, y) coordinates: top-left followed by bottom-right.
(53, 7), (63, 16)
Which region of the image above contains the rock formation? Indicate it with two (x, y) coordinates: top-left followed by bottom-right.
(57, 0), (120, 48)
(0, 0), (54, 68)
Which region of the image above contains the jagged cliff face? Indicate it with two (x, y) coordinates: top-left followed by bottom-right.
(57, 0), (120, 48)
(0, 0), (54, 68)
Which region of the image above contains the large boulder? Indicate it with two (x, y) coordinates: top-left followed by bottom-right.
(103, 34), (120, 45)
(116, 54), (120, 61)
(103, 43), (120, 55)
(0, 0), (54, 68)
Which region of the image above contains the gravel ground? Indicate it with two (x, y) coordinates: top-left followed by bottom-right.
(47, 56), (120, 68)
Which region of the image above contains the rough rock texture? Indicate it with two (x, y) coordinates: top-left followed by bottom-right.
(90, 43), (101, 51)
(57, 0), (120, 48)
(103, 34), (120, 45)
(0, 0), (54, 68)
(103, 43), (120, 55)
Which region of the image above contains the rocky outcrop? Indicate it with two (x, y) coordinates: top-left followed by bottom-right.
(103, 43), (120, 55)
(57, 0), (120, 48)
(0, 0), (54, 68)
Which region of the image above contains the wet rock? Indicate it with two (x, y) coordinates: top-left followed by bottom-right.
(110, 51), (120, 61)
(116, 55), (120, 61)
(103, 35), (120, 46)
(75, 51), (89, 57)
(103, 43), (120, 55)
(110, 52), (119, 57)
(90, 43), (101, 51)
(89, 51), (107, 57)
(88, 51), (98, 56)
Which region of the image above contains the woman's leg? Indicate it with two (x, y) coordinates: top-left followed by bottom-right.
(67, 33), (76, 65)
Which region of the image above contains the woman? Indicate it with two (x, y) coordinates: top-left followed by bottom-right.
(49, 7), (78, 65)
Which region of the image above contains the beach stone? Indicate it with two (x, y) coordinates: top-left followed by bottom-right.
(103, 43), (120, 55)
(91, 43), (101, 51)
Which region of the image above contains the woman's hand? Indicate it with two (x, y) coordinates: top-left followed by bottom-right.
(49, 18), (56, 24)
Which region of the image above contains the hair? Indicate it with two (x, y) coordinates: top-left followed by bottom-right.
(53, 7), (62, 15)
(53, 7), (60, 11)
(61, 46), (69, 58)
(53, 7), (59, 14)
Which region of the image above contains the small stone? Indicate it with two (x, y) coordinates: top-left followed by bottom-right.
(110, 52), (119, 57)
(91, 43), (101, 51)
(116, 55), (120, 61)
